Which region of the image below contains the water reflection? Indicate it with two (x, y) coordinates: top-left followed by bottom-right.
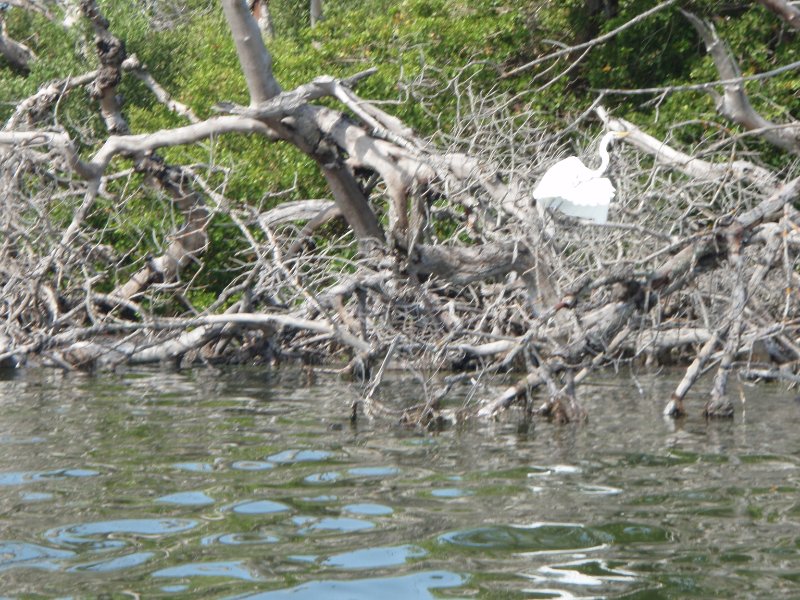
(0, 468), (98, 486)
(69, 551), (154, 573)
(430, 487), (471, 498)
(322, 544), (426, 569)
(293, 515), (375, 534)
(201, 532), (279, 546)
(304, 470), (341, 484)
(45, 518), (198, 548)
(157, 491), (215, 506)
(347, 466), (399, 477)
(232, 460), (275, 471)
(173, 462), (214, 473)
(267, 450), (332, 463)
(0, 369), (798, 598)
(19, 491), (54, 502)
(439, 523), (612, 552)
(227, 570), (465, 600)
(342, 503), (393, 515)
(229, 500), (291, 515)
(0, 541), (74, 572)
(526, 559), (638, 586)
(153, 560), (261, 581)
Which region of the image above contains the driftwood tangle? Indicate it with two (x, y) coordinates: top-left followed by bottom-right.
(0, 0), (798, 425)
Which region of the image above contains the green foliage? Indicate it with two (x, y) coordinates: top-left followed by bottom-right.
(522, 0), (799, 166)
(0, 11), (91, 130)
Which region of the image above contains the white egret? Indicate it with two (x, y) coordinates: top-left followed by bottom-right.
(533, 131), (629, 225)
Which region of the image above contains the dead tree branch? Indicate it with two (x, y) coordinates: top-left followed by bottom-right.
(682, 9), (800, 155)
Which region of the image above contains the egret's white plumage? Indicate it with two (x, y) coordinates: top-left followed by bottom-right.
(533, 131), (628, 225)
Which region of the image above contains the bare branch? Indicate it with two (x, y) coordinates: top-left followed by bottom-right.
(682, 9), (800, 154)
(503, 0), (678, 78)
(0, 17), (35, 71)
(126, 55), (200, 123)
(408, 243), (533, 286)
(222, 0), (281, 103)
(756, 0), (800, 30)
(597, 106), (779, 190)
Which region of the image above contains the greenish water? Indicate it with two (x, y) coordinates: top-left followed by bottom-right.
(0, 368), (799, 598)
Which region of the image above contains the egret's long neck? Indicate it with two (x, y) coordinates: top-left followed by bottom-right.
(591, 132), (614, 176)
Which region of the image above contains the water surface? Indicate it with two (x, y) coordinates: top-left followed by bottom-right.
(0, 367), (798, 597)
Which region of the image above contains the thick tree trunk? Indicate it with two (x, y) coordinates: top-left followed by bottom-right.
(310, 0), (322, 27)
(222, 0), (281, 103)
(756, 0), (800, 30)
(0, 19), (35, 71)
(249, 0), (275, 40)
(220, 0), (383, 245)
(683, 10), (800, 155)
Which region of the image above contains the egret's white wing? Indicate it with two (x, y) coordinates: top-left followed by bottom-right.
(532, 157), (593, 200)
(564, 176), (615, 206)
(533, 155), (616, 224)
(555, 177), (614, 223)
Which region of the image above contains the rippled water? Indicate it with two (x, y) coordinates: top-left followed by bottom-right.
(1, 367), (799, 598)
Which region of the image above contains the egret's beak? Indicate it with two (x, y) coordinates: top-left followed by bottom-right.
(612, 131), (630, 138)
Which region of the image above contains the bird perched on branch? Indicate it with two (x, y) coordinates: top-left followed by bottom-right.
(533, 131), (629, 225)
